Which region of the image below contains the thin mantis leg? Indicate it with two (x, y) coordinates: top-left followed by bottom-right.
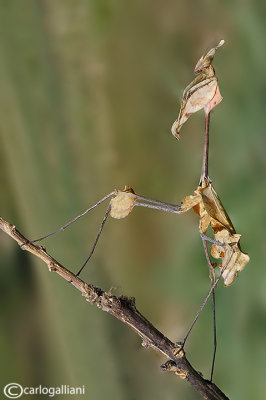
(29, 191), (115, 243)
(24, 190), (182, 275)
(179, 246), (233, 351)
(75, 195), (182, 275)
(136, 194), (180, 210)
(135, 196), (181, 214)
(202, 238), (217, 382)
(75, 195), (181, 275)
(29, 192), (180, 245)
(76, 204), (111, 276)
(200, 233), (224, 247)
(74, 194), (220, 276)
(136, 194), (227, 377)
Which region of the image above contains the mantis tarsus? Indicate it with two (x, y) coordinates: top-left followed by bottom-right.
(27, 39), (249, 382)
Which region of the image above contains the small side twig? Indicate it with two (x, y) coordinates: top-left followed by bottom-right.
(0, 216), (229, 400)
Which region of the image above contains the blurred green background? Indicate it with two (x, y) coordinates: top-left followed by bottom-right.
(0, 1), (265, 399)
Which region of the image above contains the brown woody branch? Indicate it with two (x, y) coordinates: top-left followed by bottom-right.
(0, 216), (229, 400)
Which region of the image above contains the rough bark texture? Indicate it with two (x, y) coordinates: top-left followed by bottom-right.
(0, 216), (229, 400)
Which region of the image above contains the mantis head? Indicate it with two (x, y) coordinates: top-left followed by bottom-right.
(194, 39), (225, 74)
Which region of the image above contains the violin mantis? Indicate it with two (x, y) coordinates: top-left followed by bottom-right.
(28, 39), (249, 381)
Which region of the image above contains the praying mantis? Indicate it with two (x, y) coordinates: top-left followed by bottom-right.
(28, 39), (249, 381)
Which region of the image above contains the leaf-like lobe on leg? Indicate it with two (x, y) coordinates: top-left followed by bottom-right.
(110, 187), (137, 219)
(180, 180), (249, 286)
(211, 230), (250, 286)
